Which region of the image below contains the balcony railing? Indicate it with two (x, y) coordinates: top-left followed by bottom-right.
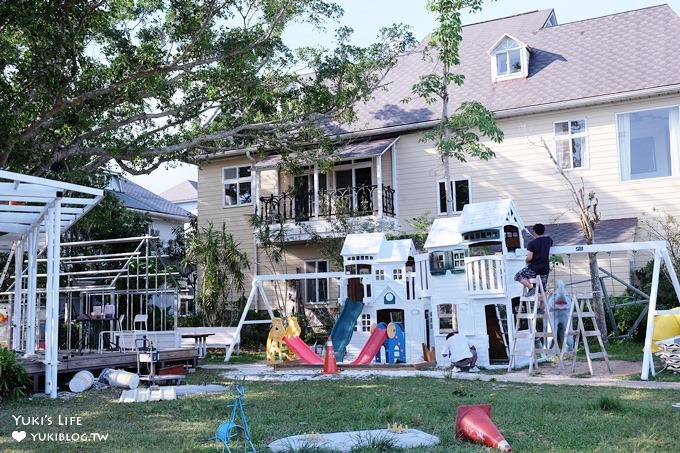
(465, 255), (506, 297)
(258, 184), (396, 224)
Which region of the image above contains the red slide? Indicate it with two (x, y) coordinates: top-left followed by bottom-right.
(283, 336), (324, 365)
(351, 327), (388, 365)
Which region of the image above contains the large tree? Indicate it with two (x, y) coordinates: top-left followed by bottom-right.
(412, 0), (503, 216)
(0, 0), (414, 179)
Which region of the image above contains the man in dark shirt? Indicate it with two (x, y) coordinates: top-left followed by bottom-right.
(514, 223), (553, 296)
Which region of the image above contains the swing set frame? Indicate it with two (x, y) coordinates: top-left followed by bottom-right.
(550, 241), (680, 380)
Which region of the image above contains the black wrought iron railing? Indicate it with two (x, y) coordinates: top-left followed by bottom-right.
(258, 184), (396, 224)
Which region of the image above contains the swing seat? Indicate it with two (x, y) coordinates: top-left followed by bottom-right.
(655, 337), (680, 373)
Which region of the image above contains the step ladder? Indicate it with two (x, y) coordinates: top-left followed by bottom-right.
(494, 304), (510, 359)
(508, 278), (556, 373)
(558, 296), (612, 376)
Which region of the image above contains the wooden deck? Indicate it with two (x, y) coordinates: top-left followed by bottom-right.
(18, 347), (200, 393)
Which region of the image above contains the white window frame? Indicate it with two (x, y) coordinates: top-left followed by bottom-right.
(437, 178), (470, 215)
(393, 269), (403, 280)
(375, 269), (385, 281)
(553, 119), (588, 170)
(437, 303), (458, 334)
(303, 260), (329, 304)
(488, 35), (529, 82)
(222, 165), (252, 207)
(360, 313), (372, 332)
(616, 105), (680, 182)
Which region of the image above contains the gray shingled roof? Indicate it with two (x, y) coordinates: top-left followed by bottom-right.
(332, 5), (680, 136)
(523, 217), (638, 246)
(108, 175), (191, 218)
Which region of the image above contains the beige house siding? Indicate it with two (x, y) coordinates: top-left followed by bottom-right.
(198, 95), (680, 307)
(197, 157), (258, 285)
(394, 94), (680, 235)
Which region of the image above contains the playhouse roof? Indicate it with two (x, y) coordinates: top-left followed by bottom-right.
(459, 199), (524, 233)
(377, 239), (414, 263)
(424, 216), (464, 250)
(341, 232), (386, 256)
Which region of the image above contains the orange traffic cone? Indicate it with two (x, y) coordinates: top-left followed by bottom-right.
(323, 336), (339, 375)
(456, 404), (511, 451)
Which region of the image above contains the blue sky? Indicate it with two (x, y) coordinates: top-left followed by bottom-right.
(130, 0), (680, 194)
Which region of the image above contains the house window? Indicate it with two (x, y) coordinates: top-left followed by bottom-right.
(554, 120), (587, 169)
(360, 313), (372, 332)
(393, 269), (403, 280)
(617, 106), (680, 181)
(437, 179), (470, 215)
(223, 165), (252, 207)
(376, 269), (385, 280)
(304, 260), (329, 304)
(494, 37), (522, 77)
(438, 304), (458, 334)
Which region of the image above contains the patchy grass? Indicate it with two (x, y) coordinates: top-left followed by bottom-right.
(2, 367), (680, 452)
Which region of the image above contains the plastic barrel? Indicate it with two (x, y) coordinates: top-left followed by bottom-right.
(99, 369), (140, 389)
(68, 370), (95, 393)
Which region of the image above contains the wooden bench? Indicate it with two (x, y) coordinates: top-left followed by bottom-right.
(177, 327), (241, 354)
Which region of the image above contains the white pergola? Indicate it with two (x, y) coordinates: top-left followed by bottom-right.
(0, 170), (103, 398)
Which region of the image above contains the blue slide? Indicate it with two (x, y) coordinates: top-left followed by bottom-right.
(330, 298), (364, 362)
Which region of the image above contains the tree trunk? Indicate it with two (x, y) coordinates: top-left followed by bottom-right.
(588, 252), (608, 342)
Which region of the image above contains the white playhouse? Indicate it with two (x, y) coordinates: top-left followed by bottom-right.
(337, 199), (530, 368)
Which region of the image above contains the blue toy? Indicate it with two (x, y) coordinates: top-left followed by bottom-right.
(214, 380), (256, 453)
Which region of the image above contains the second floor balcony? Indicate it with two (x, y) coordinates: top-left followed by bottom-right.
(258, 184), (396, 224)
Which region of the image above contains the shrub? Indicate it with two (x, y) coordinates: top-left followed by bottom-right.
(0, 347), (31, 401)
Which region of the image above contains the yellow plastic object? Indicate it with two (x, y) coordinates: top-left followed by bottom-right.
(652, 307), (680, 352)
(285, 316), (302, 338)
(266, 317), (288, 364)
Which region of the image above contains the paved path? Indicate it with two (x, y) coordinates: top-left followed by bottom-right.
(202, 359), (680, 390)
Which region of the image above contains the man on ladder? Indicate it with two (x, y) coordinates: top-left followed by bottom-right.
(514, 223), (554, 305)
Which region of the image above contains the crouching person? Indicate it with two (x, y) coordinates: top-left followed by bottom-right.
(442, 331), (479, 373)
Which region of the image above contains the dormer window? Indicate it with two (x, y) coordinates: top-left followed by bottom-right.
(488, 34), (530, 82)
(495, 38), (522, 76)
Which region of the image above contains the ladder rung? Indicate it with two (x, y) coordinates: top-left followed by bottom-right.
(583, 330), (601, 336)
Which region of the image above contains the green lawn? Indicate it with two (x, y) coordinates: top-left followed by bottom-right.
(2, 363), (680, 453)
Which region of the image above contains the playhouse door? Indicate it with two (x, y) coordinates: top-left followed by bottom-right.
(485, 304), (509, 362)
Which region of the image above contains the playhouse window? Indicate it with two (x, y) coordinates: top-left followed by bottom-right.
(438, 304), (458, 334)
(360, 314), (372, 332)
(430, 251), (466, 275)
(376, 269), (385, 280)
(393, 269), (403, 280)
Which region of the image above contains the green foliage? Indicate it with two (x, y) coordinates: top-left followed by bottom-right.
(594, 395), (624, 412)
(0, 348), (31, 401)
(63, 193), (150, 243)
(184, 222), (249, 327)
(635, 260), (678, 310)
(0, 1), (415, 179)
(411, 1), (502, 216)
(238, 309), (275, 350)
(405, 214), (434, 251)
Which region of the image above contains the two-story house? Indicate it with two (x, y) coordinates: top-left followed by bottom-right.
(197, 5), (680, 312)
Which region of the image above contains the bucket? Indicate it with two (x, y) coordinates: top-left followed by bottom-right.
(68, 370), (95, 393)
(99, 368), (140, 389)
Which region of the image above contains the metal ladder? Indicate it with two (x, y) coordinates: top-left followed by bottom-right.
(558, 296), (612, 375)
(508, 278), (555, 373)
